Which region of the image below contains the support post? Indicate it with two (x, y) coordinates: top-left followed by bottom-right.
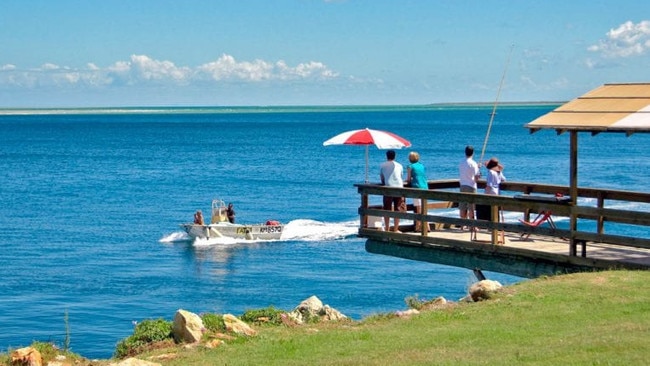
(569, 131), (579, 256)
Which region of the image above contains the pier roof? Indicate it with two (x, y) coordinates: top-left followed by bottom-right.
(526, 83), (650, 135)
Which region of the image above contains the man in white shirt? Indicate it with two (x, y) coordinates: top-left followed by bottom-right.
(458, 145), (480, 222)
(380, 150), (405, 232)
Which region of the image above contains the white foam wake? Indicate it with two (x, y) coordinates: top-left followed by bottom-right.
(158, 218), (360, 246)
(280, 219), (359, 241)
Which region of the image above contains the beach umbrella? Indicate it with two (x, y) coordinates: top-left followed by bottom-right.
(323, 128), (412, 182)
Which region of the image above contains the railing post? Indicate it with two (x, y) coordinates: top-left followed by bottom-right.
(421, 198), (429, 236)
(597, 192), (605, 234)
(491, 205), (499, 245)
(361, 192), (369, 228)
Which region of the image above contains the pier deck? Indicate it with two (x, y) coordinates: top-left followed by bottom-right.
(356, 180), (650, 278)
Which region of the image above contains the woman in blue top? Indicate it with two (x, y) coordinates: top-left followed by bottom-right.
(407, 151), (428, 231)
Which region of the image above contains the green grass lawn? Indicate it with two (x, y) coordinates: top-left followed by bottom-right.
(3, 270), (649, 365)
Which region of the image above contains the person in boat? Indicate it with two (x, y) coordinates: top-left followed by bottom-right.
(484, 157), (505, 195)
(379, 150), (406, 232)
(226, 203), (236, 224)
(406, 151), (428, 231)
(458, 145), (480, 225)
(193, 210), (204, 225)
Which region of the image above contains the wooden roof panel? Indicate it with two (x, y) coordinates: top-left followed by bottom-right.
(529, 112), (632, 128)
(556, 98), (650, 113)
(582, 83), (650, 98)
(526, 83), (650, 133)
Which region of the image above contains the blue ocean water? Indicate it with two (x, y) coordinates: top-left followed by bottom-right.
(0, 105), (648, 359)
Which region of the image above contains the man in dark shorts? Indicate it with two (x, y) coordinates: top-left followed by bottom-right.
(379, 150), (406, 232)
(459, 145), (480, 228)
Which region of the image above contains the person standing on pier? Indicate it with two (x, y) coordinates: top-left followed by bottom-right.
(458, 145), (480, 226)
(407, 151), (428, 231)
(380, 150), (406, 232)
(485, 157), (505, 195)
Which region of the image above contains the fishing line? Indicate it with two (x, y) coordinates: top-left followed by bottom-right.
(479, 44), (514, 166)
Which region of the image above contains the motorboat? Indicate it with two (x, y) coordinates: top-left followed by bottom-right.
(180, 199), (283, 240)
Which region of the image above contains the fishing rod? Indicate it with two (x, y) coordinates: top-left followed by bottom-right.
(478, 44), (514, 166)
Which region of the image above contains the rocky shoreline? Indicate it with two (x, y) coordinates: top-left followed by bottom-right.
(8, 280), (503, 366)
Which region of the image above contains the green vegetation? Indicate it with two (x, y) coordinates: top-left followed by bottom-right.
(114, 318), (174, 359)
(240, 306), (288, 326)
(201, 312), (226, 333)
(2, 270), (649, 365)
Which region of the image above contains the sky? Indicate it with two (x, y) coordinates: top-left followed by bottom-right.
(1, 0), (650, 107)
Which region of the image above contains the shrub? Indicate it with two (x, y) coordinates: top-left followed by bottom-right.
(405, 294), (425, 310)
(240, 306), (287, 325)
(201, 313), (226, 333)
(114, 318), (173, 359)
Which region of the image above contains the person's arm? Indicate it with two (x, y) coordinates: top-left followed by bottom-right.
(406, 166), (413, 185)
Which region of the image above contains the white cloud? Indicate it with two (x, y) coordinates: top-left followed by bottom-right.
(588, 20), (650, 58)
(0, 54), (339, 89)
(41, 63), (61, 70)
(196, 54), (337, 82)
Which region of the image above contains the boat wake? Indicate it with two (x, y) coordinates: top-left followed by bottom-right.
(159, 218), (360, 246)
(281, 219), (359, 241)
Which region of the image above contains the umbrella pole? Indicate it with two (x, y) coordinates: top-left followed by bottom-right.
(365, 145), (369, 183)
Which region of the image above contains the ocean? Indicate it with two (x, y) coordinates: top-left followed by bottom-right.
(1, 105), (648, 359)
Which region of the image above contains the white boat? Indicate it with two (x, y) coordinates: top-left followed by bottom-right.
(180, 199), (283, 240)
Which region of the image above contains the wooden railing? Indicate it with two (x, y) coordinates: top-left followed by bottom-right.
(355, 180), (650, 258)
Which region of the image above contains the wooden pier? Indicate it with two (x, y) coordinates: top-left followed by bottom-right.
(356, 180), (650, 278)
(356, 83), (650, 278)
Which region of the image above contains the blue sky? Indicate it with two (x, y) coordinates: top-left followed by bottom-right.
(1, 0), (650, 107)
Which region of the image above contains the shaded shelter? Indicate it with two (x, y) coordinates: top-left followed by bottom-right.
(525, 82), (650, 254)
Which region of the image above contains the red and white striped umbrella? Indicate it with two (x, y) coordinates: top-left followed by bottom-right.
(323, 128), (412, 182)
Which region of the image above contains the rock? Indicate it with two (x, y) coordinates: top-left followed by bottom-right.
(395, 309), (420, 317)
(280, 313), (299, 327)
(172, 309), (205, 343)
(10, 346), (42, 366)
(204, 339), (224, 348)
(322, 305), (346, 321)
(420, 296), (450, 311)
(109, 358), (161, 366)
(469, 280), (503, 301)
(223, 314), (257, 336)
(287, 296), (347, 324)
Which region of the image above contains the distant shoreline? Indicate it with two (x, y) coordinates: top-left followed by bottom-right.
(0, 102), (564, 116)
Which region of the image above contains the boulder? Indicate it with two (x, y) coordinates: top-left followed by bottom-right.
(321, 305), (347, 321)
(172, 309), (205, 343)
(223, 314), (257, 336)
(395, 309), (420, 317)
(10, 346), (42, 366)
(204, 339), (224, 348)
(469, 280), (503, 301)
(287, 296), (347, 324)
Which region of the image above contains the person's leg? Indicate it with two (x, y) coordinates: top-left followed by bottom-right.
(394, 197), (406, 232)
(459, 186), (470, 222)
(382, 196), (391, 231)
(414, 199), (421, 231)
(468, 187), (477, 220)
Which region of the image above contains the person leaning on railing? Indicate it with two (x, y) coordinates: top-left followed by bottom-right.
(407, 151), (428, 231)
(380, 149), (406, 232)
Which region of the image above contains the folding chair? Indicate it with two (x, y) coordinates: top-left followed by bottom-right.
(519, 210), (556, 240)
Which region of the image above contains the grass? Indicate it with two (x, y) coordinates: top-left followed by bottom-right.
(2, 270), (649, 365)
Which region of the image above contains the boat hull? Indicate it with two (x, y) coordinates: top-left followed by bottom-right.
(180, 223), (283, 240)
